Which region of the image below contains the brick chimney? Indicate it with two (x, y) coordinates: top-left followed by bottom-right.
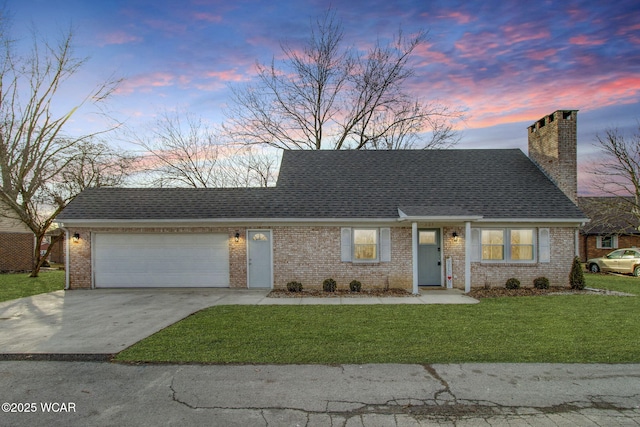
(527, 110), (578, 204)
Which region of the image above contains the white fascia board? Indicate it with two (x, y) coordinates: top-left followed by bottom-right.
(397, 215), (484, 222)
(475, 218), (589, 225)
(56, 217), (402, 227)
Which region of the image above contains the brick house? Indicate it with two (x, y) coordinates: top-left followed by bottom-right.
(57, 110), (587, 292)
(0, 213), (35, 272)
(578, 197), (640, 261)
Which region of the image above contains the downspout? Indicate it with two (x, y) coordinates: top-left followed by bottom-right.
(62, 227), (70, 290)
(412, 222), (418, 294)
(464, 221), (471, 293)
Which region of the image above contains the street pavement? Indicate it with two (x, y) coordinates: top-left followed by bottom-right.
(0, 362), (638, 426)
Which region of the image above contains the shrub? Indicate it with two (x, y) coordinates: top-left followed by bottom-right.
(569, 256), (586, 290)
(322, 278), (337, 292)
(286, 281), (303, 292)
(533, 277), (550, 290)
(349, 280), (362, 292)
(505, 278), (521, 289)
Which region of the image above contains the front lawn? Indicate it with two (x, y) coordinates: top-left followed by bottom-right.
(0, 270), (65, 303)
(115, 274), (640, 364)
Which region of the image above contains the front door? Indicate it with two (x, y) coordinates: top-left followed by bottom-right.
(247, 230), (272, 288)
(418, 229), (441, 286)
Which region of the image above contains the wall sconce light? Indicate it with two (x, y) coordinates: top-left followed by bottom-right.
(72, 232), (80, 243)
(234, 232), (240, 242)
(452, 231), (459, 242)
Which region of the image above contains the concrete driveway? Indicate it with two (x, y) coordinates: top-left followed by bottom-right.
(0, 288), (476, 356)
(0, 289), (269, 355)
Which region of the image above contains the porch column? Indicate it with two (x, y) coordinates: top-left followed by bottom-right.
(412, 222), (419, 294)
(464, 221), (471, 293)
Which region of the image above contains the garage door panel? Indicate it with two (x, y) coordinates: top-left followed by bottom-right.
(94, 233), (229, 288)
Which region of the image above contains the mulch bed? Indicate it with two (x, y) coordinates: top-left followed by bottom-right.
(467, 286), (634, 298)
(268, 288), (416, 298)
(268, 287), (635, 299)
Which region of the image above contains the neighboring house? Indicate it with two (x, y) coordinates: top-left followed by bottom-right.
(578, 197), (640, 261)
(0, 209), (35, 272)
(57, 110), (587, 292)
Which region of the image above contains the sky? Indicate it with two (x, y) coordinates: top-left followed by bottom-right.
(6, 0), (640, 194)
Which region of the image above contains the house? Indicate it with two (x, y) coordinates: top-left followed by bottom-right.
(0, 204), (35, 272)
(57, 110), (587, 292)
(578, 196), (640, 261)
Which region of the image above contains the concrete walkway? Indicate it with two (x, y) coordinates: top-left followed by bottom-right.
(0, 288), (477, 356)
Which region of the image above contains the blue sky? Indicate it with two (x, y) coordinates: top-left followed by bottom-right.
(7, 0), (640, 192)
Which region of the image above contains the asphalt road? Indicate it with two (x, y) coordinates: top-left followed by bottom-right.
(0, 362), (638, 426)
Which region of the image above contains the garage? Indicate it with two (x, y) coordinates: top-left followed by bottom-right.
(93, 233), (230, 288)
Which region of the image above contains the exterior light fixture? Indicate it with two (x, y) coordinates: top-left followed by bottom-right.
(234, 232), (240, 242)
(452, 232), (459, 242)
(72, 232), (80, 242)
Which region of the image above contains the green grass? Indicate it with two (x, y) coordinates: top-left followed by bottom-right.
(116, 274), (640, 364)
(0, 270), (65, 302)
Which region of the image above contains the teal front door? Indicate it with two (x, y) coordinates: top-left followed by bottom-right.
(418, 229), (442, 286)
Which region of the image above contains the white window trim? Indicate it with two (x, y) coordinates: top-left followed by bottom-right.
(474, 227), (538, 264)
(341, 227), (391, 263)
(596, 235), (618, 249)
(352, 228), (379, 263)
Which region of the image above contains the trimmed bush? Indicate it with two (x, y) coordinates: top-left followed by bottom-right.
(286, 281), (303, 292)
(569, 256), (586, 290)
(349, 280), (362, 292)
(322, 278), (337, 292)
(505, 278), (521, 290)
(533, 277), (550, 290)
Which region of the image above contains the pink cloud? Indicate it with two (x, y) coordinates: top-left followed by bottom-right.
(501, 24), (550, 45)
(205, 69), (249, 82)
(193, 12), (223, 23)
(438, 11), (474, 24)
(526, 48), (558, 61)
(98, 31), (142, 46)
(449, 73), (640, 130)
(454, 32), (507, 59)
(116, 72), (177, 95)
(569, 35), (606, 46)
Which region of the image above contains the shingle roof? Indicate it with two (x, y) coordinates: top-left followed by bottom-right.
(58, 149), (586, 222)
(579, 197), (639, 234)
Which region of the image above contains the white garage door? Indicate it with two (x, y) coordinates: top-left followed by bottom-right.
(94, 233), (230, 288)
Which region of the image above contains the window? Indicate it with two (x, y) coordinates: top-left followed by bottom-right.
(510, 229), (534, 261)
(419, 230), (436, 245)
(353, 229), (377, 261)
(597, 235), (617, 249)
(341, 227), (391, 263)
(481, 229), (504, 260)
(475, 228), (537, 263)
(252, 233), (268, 241)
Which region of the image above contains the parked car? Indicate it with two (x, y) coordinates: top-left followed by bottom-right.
(587, 248), (640, 276)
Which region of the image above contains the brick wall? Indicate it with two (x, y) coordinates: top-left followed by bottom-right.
(0, 232), (34, 272)
(528, 110), (578, 204)
(581, 234), (640, 261)
(471, 227), (576, 288)
(66, 224), (577, 291)
(272, 226), (413, 290)
(67, 227), (248, 289)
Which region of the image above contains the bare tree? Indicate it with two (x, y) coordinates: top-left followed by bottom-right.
(591, 124), (640, 228)
(0, 13), (125, 276)
(225, 146), (280, 187)
(135, 110), (279, 188)
(225, 10), (464, 150)
(134, 111), (224, 188)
